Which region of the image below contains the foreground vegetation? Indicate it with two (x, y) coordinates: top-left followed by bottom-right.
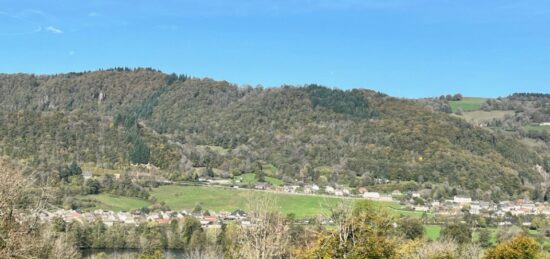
(2, 158), (550, 258)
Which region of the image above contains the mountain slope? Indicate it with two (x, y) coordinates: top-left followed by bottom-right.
(0, 68), (547, 200)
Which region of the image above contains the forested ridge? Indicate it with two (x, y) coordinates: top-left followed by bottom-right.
(0, 68), (547, 200)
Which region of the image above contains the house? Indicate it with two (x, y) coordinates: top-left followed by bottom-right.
(470, 204), (482, 215)
(498, 221), (512, 226)
(358, 187), (368, 194)
(391, 190), (402, 196)
(82, 171), (93, 180)
(202, 215), (218, 225)
(334, 190), (344, 196)
(453, 196), (472, 204)
(157, 218), (171, 224)
(325, 186), (335, 194)
(414, 206), (429, 212)
(411, 192), (421, 198)
(255, 182), (269, 190)
(311, 184), (320, 192)
(283, 185), (299, 193)
(304, 184), (320, 194)
(374, 178), (389, 184)
(147, 213), (160, 221)
(64, 211), (82, 222)
(208, 179), (232, 185)
(231, 209), (247, 219)
(363, 192), (380, 199)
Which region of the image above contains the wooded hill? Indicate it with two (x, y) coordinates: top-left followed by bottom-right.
(0, 68), (548, 201)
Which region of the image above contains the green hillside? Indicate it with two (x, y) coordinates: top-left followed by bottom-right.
(0, 69), (547, 200)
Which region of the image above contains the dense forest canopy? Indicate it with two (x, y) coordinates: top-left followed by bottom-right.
(0, 68), (548, 201)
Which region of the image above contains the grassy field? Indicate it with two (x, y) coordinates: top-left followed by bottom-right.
(81, 185), (425, 218)
(152, 186), (434, 218)
(80, 194), (151, 211)
(80, 164), (125, 176)
(151, 185), (343, 217)
(524, 124), (550, 132)
(472, 227), (499, 244)
(425, 225), (441, 240)
(427, 226), (501, 244)
(261, 164), (278, 176)
(449, 97), (487, 112)
(237, 173), (284, 187)
(460, 110), (514, 124)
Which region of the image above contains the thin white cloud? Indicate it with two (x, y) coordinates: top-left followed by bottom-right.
(88, 12), (99, 17)
(46, 26), (63, 34)
(68, 50), (75, 55)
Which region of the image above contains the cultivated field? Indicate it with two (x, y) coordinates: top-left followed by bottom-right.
(81, 185), (426, 218)
(459, 110), (514, 124)
(524, 124), (550, 132)
(237, 173), (284, 186)
(80, 194), (151, 211)
(425, 224), (442, 240)
(449, 97), (487, 112)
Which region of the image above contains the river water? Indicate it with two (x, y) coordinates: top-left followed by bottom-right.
(82, 249), (187, 258)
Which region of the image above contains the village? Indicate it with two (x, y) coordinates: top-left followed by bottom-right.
(38, 177), (550, 229)
(246, 179), (550, 220)
(37, 207), (251, 229)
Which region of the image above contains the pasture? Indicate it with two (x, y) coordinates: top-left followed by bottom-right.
(425, 225), (442, 240)
(449, 97), (487, 112)
(524, 124), (550, 132)
(459, 110), (514, 124)
(80, 194), (151, 212)
(80, 185), (425, 218)
(236, 173), (284, 186)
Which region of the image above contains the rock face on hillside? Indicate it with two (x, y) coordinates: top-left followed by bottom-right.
(0, 68), (548, 200)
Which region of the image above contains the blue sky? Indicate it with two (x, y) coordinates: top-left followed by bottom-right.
(1, 0), (550, 98)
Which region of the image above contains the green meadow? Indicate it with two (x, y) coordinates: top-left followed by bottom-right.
(449, 97), (487, 112)
(425, 225), (442, 240)
(81, 185), (426, 218)
(459, 110), (514, 124)
(236, 172), (284, 187)
(80, 194), (151, 212)
(524, 124), (550, 132)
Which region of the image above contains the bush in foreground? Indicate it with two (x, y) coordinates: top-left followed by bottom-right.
(485, 235), (540, 259)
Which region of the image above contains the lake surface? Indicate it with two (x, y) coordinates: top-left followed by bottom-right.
(82, 249), (187, 258)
